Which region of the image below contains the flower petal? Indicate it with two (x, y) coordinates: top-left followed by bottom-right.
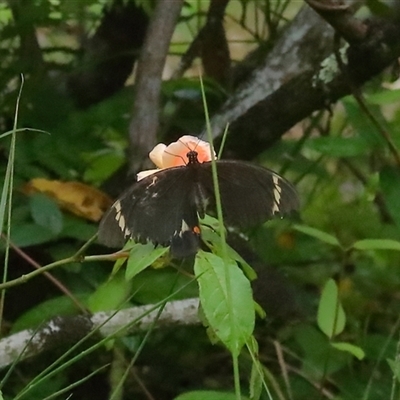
(149, 143), (167, 168)
(162, 135), (216, 167)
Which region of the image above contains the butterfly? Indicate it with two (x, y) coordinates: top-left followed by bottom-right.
(98, 136), (299, 258)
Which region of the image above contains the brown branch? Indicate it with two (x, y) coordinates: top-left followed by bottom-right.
(205, 5), (334, 158)
(67, 0), (149, 108)
(128, 0), (185, 175)
(7, 0), (44, 71)
(173, 0), (231, 85)
(207, 6), (400, 160)
(305, 0), (368, 43)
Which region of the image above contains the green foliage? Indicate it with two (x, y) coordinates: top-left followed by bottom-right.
(1, 1), (400, 399)
(380, 165), (400, 226)
(125, 242), (169, 280)
(317, 279), (346, 338)
(88, 270), (131, 312)
(194, 251), (255, 355)
(174, 391), (249, 400)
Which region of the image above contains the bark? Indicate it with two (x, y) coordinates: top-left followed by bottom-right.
(204, 3), (400, 160)
(0, 299), (200, 368)
(67, 0), (149, 108)
(128, 0), (185, 175)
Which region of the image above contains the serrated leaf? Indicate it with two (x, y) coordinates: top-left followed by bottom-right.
(126, 243), (169, 280)
(318, 279), (346, 339)
(30, 193), (63, 234)
(294, 224), (341, 247)
(331, 342), (365, 360)
(194, 251), (255, 355)
(201, 227), (257, 280)
(352, 239), (400, 251)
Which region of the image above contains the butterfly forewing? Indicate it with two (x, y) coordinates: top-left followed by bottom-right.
(99, 166), (203, 251)
(197, 160), (299, 229)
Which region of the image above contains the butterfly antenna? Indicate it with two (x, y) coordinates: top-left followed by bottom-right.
(164, 149), (188, 165)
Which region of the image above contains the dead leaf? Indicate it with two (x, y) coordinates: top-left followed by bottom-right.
(24, 178), (113, 222)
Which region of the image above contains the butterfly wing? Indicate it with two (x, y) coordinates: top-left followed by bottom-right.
(98, 166), (201, 256)
(198, 160), (299, 228)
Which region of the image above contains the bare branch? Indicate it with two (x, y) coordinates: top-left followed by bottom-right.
(67, 1), (149, 108)
(305, 0), (368, 42)
(0, 299), (200, 369)
(173, 0), (231, 85)
(205, 5), (400, 160)
(205, 6), (334, 157)
(128, 0), (185, 174)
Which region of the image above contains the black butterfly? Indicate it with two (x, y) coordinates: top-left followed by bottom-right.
(98, 150), (299, 258)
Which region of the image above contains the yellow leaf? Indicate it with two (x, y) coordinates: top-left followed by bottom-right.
(24, 178), (113, 222)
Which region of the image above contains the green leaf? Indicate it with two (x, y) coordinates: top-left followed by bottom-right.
(387, 358), (400, 383)
(201, 227), (257, 280)
(294, 324), (348, 378)
(194, 251), (255, 355)
(343, 98), (385, 147)
(10, 223), (55, 246)
(249, 359), (263, 400)
(88, 271), (131, 312)
(83, 151), (124, 184)
(352, 239), (400, 251)
(294, 224), (341, 247)
(30, 193), (63, 234)
(131, 269), (197, 304)
(366, 89), (400, 105)
(61, 215), (97, 241)
(317, 279), (346, 339)
(126, 243), (169, 280)
(306, 136), (370, 157)
(174, 391), (249, 400)
(331, 342), (365, 360)
(380, 166), (400, 228)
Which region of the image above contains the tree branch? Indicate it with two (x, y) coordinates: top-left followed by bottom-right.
(205, 5), (334, 158)
(67, 0), (149, 108)
(205, 4), (400, 160)
(305, 0), (368, 42)
(0, 298), (200, 369)
(128, 0), (185, 175)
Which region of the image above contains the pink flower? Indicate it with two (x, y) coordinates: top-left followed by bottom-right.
(137, 135), (216, 181)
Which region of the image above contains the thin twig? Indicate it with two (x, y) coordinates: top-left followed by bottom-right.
(4, 236), (88, 314)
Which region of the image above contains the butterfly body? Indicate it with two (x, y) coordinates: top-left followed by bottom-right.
(98, 150), (299, 257)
